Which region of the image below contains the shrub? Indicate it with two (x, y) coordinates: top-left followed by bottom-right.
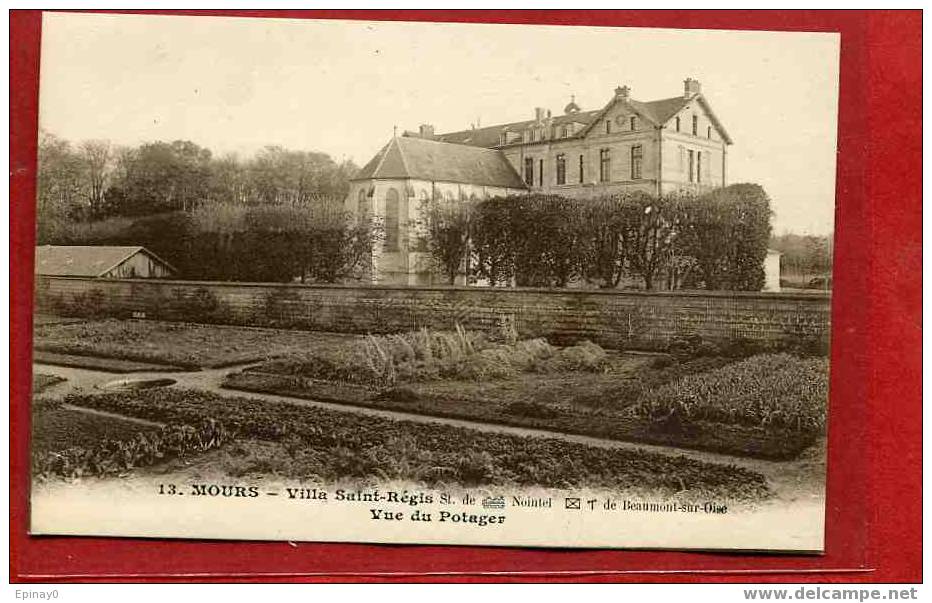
(58, 288), (108, 318)
(166, 287), (229, 323)
(549, 340), (608, 372)
(251, 329), (610, 387)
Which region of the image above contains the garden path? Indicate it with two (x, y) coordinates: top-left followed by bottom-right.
(33, 360), (825, 505)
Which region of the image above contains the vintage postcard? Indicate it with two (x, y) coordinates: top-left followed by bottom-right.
(29, 12), (838, 551)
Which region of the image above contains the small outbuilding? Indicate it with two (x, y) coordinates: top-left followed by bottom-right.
(763, 248), (782, 292)
(35, 245), (176, 279)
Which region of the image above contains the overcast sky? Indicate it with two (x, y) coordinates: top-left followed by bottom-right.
(40, 12), (839, 235)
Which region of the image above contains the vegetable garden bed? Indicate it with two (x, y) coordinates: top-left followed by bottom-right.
(58, 388), (772, 501)
(34, 318), (356, 369)
(224, 351), (827, 460)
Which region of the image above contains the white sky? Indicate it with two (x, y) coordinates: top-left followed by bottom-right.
(39, 12), (839, 235)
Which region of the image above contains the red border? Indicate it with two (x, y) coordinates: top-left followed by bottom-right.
(9, 10), (921, 583)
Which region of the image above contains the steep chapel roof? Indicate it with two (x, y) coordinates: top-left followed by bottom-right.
(353, 136), (526, 189)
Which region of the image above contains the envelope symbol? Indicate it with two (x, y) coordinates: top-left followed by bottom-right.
(565, 497), (581, 510)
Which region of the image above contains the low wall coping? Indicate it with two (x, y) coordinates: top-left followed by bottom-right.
(36, 275), (832, 303)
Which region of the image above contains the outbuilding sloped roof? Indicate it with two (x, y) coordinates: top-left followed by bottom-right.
(35, 245), (175, 277)
(353, 136), (527, 189)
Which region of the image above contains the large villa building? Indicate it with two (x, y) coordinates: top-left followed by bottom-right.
(349, 78), (732, 284)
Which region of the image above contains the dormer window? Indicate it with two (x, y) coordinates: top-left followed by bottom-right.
(692, 115), (698, 136)
(630, 116), (638, 131)
(605, 120), (611, 135)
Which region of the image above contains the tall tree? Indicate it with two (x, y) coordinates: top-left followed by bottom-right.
(715, 183), (772, 290)
(79, 140), (111, 219)
(623, 192), (678, 291)
(471, 196), (516, 286)
(419, 195), (473, 285)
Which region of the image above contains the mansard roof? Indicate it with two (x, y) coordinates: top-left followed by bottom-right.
(353, 136), (527, 189)
(433, 110), (601, 148)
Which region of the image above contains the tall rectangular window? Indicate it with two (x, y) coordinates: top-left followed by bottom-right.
(692, 115), (698, 135)
(539, 159), (544, 186)
(696, 151), (702, 183)
(579, 154), (584, 183)
(630, 116), (637, 131)
(384, 189), (400, 251)
(556, 154), (566, 185)
(687, 150), (695, 183)
(599, 149), (611, 182)
(605, 120), (611, 135)
(631, 145), (643, 180)
(675, 116), (681, 132)
(524, 157), (534, 186)
(707, 125), (712, 139)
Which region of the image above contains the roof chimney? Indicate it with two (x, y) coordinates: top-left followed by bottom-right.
(615, 85), (631, 100)
(684, 78), (701, 97)
(418, 124), (435, 138)
(534, 107), (546, 122)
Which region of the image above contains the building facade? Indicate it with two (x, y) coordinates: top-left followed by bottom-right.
(350, 78), (732, 284)
(346, 136), (527, 284)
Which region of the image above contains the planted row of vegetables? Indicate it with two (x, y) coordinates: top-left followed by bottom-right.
(633, 354), (828, 432)
(58, 388), (772, 501)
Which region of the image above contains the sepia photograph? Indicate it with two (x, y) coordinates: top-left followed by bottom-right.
(28, 12), (839, 551)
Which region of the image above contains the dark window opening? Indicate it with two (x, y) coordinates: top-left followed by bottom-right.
(524, 157), (534, 186)
(599, 149), (611, 182)
(631, 145), (643, 180)
(556, 154), (566, 185)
